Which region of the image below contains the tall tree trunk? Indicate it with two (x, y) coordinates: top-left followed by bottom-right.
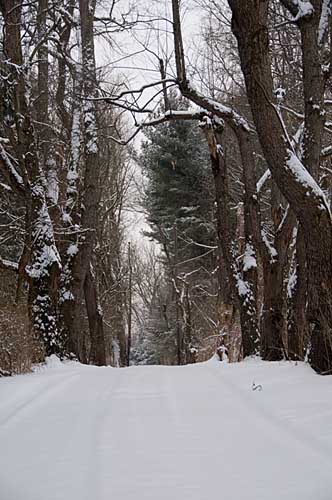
(171, 0), (261, 357)
(201, 118), (259, 356)
(59, 23), (86, 362)
(261, 260), (285, 360)
(260, 203), (295, 361)
(0, 0), (61, 356)
(228, 0), (332, 373)
(126, 242), (132, 366)
(77, 0), (106, 364)
(288, 226), (307, 360)
(36, 0), (58, 212)
(84, 267), (106, 365)
(60, 0), (106, 364)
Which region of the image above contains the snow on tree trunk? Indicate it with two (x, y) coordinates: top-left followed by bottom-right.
(0, 0), (62, 355)
(36, 0), (59, 209)
(200, 116), (259, 357)
(77, 0), (106, 365)
(287, 226), (307, 361)
(229, 0), (332, 373)
(59, 25), (86, 361)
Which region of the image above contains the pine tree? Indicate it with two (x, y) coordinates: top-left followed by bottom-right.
(141, 95), (215, 266)
(139, 95), (219, 364)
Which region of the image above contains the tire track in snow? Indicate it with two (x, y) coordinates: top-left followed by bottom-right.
(0, 368), (123, 500)
(1, 362), (332, 500)
(94, 366), (181, 500)
(155, 363), (331, 500)
(206, 363), (332, 465)
(0, 372), (80, 428)
(79, 368), (129, 500)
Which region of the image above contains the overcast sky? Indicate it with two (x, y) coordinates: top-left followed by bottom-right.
(94, 0), (206, 251)
(95, 0), (205, 115)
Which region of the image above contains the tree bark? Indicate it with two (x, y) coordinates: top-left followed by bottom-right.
(228, 0), (332, 374)
(288, 226), (307, 360)
(60, 0), (107, 365)
(201, 118), (259, 357)
(84, 267), (106, 366)
(0, 0), (61, 356)
(77, 0), (106, 365)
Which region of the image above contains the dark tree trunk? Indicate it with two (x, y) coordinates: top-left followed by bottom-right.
(288, 227), (307, 361)
(228, 0), (332, 374)
(202, 120), (259, 357)
(260, 204), (295, 361)
(61, 0), (107, 365)
(261, 260), (285, 360)
(0, 0), (61, 355)
(84, 267), (106, 366)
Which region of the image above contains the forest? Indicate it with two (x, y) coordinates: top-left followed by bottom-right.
(0, 0), (332, 377)
(2, 1), (332, 499)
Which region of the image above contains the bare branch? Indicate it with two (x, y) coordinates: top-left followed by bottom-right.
(0, 256), (19, 272)
(0, 144), (26, 195)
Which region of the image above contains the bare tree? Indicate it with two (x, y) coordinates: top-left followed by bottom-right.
(228, 0), (332, 373)
(0, 0), (61, 355)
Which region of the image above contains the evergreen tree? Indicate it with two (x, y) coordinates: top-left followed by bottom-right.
(141, 95), (215, 266)
(139, 95), (219, 364)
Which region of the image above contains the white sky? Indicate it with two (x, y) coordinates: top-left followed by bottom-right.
(95, 0), (205, 119)
(94, 0), (207, 251)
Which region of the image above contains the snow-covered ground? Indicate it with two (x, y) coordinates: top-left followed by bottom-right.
(0, 357), (332, 500)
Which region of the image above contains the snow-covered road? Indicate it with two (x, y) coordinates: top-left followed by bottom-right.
(1, 357), (332, 500)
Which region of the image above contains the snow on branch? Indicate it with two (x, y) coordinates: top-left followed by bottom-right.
(261, 229), (278, 262)
(0, 257), (19, 272)
(256, 169), (271, 193)
(140, 83), (252, 136)
(175, 82), (252, 134)
(286, 150), (331, 215)
(293, 0), (314, 21)
(203, 96), (251, 132)
(318, 0), (331, 46)
(321, 144), (332, 157)
(280, 0), (314, 20)
(0, 144), (25, 194)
